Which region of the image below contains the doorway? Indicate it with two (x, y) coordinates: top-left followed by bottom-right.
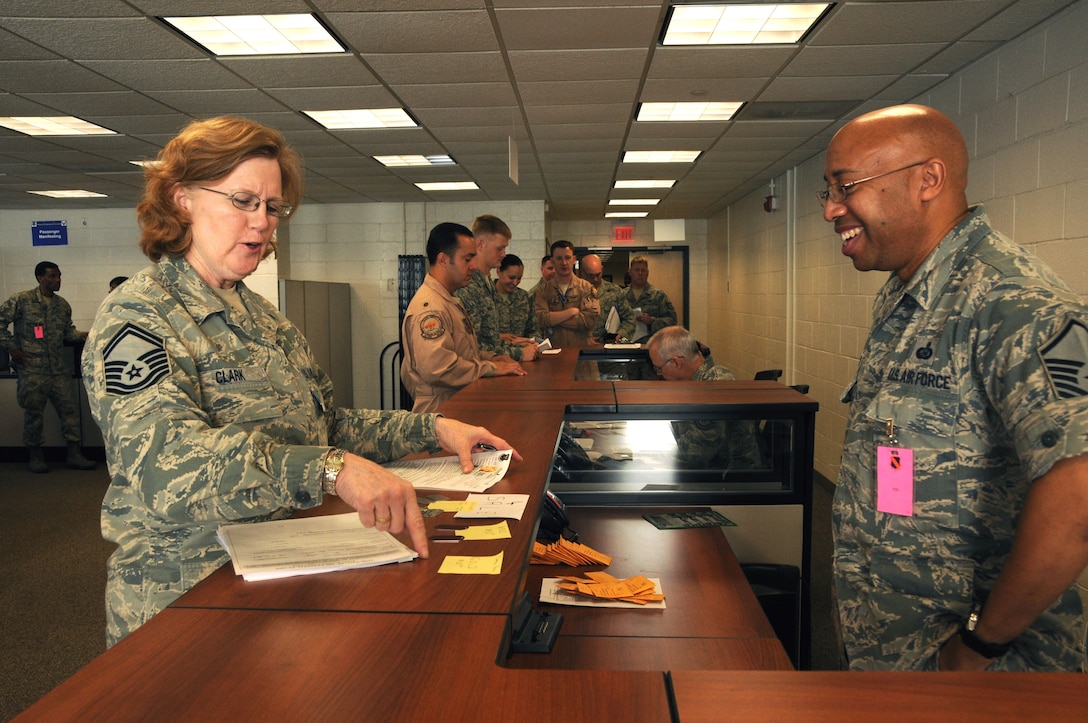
(574, 246), (689, 330)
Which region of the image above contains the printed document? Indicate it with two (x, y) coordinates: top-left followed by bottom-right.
(385, 448), (513, 493)
(217, 513), (418, 581)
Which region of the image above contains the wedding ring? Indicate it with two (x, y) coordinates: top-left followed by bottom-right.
(375, 516), (391, 524)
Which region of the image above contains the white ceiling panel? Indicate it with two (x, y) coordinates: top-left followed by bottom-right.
(0, 0), (1079, 218)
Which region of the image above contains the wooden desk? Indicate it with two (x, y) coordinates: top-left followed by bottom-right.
(669, 670), (1088, 722)
(17, 342), (1088, 722)
(507, 507), (792, 671)
(18, 608), (672, 723)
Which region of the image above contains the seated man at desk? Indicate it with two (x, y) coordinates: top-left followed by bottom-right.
(647, 326), (762, 470)
(402, 222), (526, 412)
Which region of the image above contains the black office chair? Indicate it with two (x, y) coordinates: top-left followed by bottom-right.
(754, 369), (783, 381)
(742, 563), (802, 669)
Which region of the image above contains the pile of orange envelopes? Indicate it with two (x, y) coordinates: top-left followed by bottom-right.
(530, 537), (612, 566)
(553, 572), (665, 605)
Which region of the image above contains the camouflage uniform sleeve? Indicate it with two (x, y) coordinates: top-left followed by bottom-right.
(648, 288), (677, 335)
(330, 408), (440, 462)
(83, 292), (330, 523)
(518, 289), (540, 338)
(0, 293), (18, 353)
(613, 289), (637, 340)
(973, 280), (1088, 481)
(459, 273), (522, 359)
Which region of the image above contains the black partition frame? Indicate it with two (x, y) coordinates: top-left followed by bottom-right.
(546, 396), (817, 669)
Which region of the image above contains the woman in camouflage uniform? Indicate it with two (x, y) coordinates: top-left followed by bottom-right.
(82, 117), (517, 646)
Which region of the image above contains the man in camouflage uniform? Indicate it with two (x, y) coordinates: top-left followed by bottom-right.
(455, 215), (537, 362)
(647, 326), (762, 469)
(534, 240), (599, 348)
(625, 255), (677, 342)
(824, 104), (1088, 671)
(0, 261), (96, 472)
(580, 253), (635, 343)
(402, 223), (526, 412)
(528, 254), (555, 297)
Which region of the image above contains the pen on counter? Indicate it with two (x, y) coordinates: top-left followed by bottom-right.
(429, 535), (463, 543)
(436, 524), (469, 531)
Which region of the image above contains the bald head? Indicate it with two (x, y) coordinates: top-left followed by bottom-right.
(580, 253), (604, 288)
(830, 104), (969, 199)
(824, 105), (972, 281)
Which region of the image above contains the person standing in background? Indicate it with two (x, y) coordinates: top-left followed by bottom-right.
(580, 253), (635, 344)
(493, 254), (539, 343)
(625, 256), (677, 341)
(529, 254), (556, 296)
(402, 222), (526, 412)
(455, 214), (537, 362)
(0, 261), (96, 473)
(533, 240), (599, 348)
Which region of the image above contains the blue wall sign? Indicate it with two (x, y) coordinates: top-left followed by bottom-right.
(32, 220), (69, 246)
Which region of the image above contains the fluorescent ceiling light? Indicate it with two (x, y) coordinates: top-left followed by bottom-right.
(304, 109), (417, 129)
(606, 212), (648, 218)
(415, 182), (479, 192)
(623, 151), (701, 163)
(663, 3), (829, 45)
(163, 14), (345, 55)
(0, 116), (116, 136)
(29, 190), (108, 198)
(129, 160), (160, 167)
(637, 101), (743, 122)
(608, 199), (661, 206)
(615, 180), (676, 189)
(375, 154), (455, 167)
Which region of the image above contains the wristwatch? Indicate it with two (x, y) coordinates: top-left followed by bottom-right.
(323, 448), (347, 497)
(958, 611), (1012, 659)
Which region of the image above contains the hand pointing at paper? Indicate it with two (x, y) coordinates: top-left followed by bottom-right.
(334, 418), (521, 561)
(435, 417), (522, 473)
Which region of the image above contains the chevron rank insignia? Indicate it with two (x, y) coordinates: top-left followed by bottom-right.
(102, 322), (171, 395)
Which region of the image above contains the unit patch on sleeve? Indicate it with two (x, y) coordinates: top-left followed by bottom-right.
(419, 314), (445, 340)
(1039, 318), (1088, 398)
(102, 322), (171, 395)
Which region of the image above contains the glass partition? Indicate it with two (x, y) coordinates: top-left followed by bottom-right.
(549, 405), (810, 506)
(574, 348), (655, 381)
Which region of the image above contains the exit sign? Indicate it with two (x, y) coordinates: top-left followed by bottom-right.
(613, 225), (634, 242)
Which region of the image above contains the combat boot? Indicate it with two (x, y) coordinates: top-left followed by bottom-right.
(27, 446), (49, 474)
(66, 442), (97, 470)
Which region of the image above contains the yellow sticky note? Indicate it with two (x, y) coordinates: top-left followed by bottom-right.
(457, 520), (511, 541)
(428, 500), (477, 512)
(437, 551), (504, 575)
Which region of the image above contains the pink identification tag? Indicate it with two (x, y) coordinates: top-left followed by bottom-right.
(876, 446), (914, 516)
(34, 325), (45, 339)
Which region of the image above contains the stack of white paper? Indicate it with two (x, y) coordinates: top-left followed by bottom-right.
(217, 513), (418, 581)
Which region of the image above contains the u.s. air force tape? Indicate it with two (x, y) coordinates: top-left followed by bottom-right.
(102, 322), (170, 395)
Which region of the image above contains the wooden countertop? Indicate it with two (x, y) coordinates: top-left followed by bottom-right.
(15, 345), (1087, 722)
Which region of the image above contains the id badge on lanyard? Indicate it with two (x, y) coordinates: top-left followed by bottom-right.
(877, 417), (914, 516)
